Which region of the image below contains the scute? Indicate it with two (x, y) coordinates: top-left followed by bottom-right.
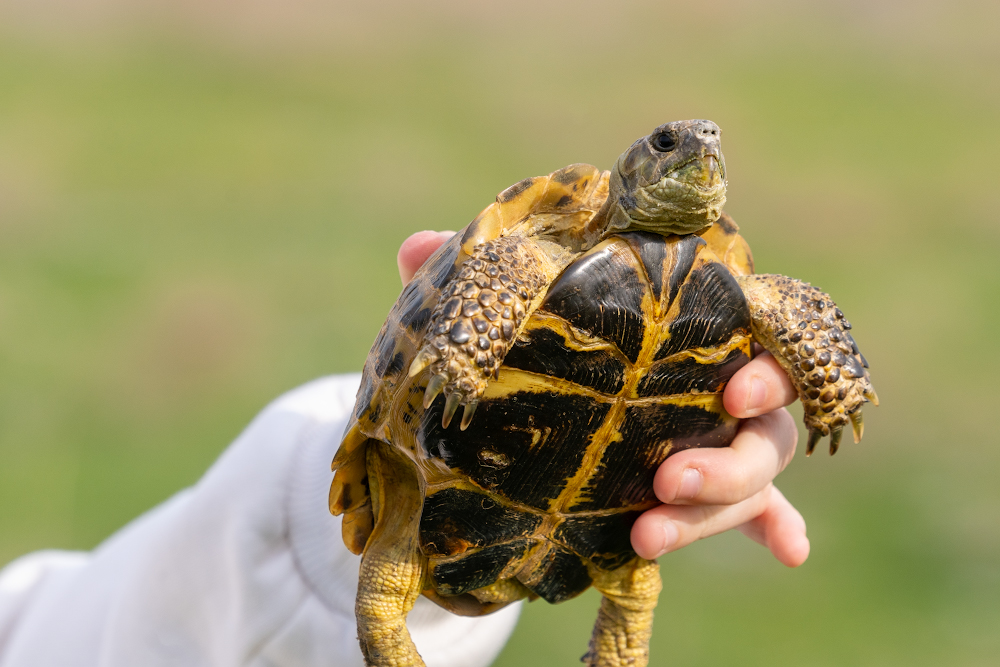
(419, 488), (542, 557)
(619, 231), (667, 302)
(636, 348), (748, 397)
(425, 235), (463, 291)
(540, 241), (649, 363)
(503, 327), (627, 395)
(525, 546), (593, 604)
(654, 262), (751, 360)
(430, 540), (531, 597)
(554, 511), (641, 572)
(664, 235), (704, 313)
(418, 390), (612, 509)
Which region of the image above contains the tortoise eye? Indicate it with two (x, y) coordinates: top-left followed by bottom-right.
(652, 133), (676, 152)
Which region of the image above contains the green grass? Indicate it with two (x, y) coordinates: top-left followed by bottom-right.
(0, 3), (998, 664)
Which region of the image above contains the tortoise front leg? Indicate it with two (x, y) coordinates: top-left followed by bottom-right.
(584, 558), (662, 667)
(408, 236), (564, 429)
(356, 442), (428, 667)
(737, 274), (878, 455)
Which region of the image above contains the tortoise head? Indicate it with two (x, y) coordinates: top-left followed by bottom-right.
(604, 119), (727, 235)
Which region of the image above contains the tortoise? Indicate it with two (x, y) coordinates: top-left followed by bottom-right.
(330, 119), (876, 666)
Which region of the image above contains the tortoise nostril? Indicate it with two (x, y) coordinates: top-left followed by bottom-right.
(695, 122), (720, 138)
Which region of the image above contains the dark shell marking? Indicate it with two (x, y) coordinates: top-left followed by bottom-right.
(655, 262), (751, 360)
(503, 327), (627, 395)
(420, 488), (542, 558)
(419, 391), (612, 507)
(541, 241), (648, 363)
(417, 233), (752, 602)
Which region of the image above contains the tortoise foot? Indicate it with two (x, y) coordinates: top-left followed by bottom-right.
(407, 237), (548, 429)
(408, 356), (483, 430)
(738, 274), (877, 456)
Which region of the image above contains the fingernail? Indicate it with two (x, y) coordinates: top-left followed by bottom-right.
(659, 520), (679, 556)
(677, 468), (703, 500)
(746, 377), (768, 413)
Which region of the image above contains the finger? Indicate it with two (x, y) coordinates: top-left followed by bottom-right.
(631, 484), (774, 560)
(652, 407), (798, 505)
(397, 230), (456, 285)
(723, 351), (798, 419)
(737, 486), (810, 567)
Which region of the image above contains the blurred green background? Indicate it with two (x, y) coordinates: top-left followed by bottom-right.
(0, 0), (998, 664)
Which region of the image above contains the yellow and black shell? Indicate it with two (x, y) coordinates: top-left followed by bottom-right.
(333, 165), (756, 607)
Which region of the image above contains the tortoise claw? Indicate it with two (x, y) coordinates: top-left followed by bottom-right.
(829, 426), (843, 456)
(442, 393), (461, 429)
(423, 374), (446, 409)
(850, 411), (864, 444)
(806, 428), (823, 457)
(864, 387), (879, 407)
(409, 348), (436, 378)
(460, 400), (478, 431)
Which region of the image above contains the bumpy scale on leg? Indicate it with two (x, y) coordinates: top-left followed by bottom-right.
(408, 236), (551, 429)
(356, 555), (425, 667)
(737, 274), (878, 456)
(583, 558), (662, 667)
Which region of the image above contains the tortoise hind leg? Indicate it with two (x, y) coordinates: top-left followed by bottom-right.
(584, 558), (662, 667)
(408, 236), (566, 429)
(356, 442), (428, 667)
(737, 274), (878, 455)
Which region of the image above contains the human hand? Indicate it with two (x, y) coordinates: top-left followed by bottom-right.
(629, 353), (809, 566)
(397, 230), (810, 569)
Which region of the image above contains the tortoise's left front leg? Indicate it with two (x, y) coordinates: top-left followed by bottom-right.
(737, 274), (878, 456)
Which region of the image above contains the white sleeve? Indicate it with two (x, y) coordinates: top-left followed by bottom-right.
(0, 375), (520, 667)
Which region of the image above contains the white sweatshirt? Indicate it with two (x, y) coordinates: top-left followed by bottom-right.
(0, 375), (521, 667)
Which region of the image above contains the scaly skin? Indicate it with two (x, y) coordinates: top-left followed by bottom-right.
(738, 274), (877, 455)
(355, 443), (427, 667)
(583, 559), (662, 667)
(407, 236), (562, 430)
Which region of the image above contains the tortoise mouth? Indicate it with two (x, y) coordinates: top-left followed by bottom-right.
(663, 154), (725, 193)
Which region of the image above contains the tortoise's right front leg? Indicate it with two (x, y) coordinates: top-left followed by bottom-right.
(408, 236), (563, 429)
